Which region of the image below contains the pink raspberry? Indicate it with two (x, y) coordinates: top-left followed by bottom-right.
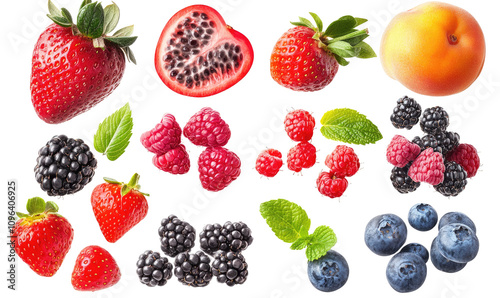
(153, 145), (190, 175)
(287, 142), (317, 172)
(256, 149), (283, 177)
(284, 109), (315, 142)
(183, 107), (231, 147)
(386, 135), (421, 167)
(446, 143), (480, 178)
(408, 148), (445, 185)
(198, 147), (241, 191)
(141, 114), (182, 155)
(316, 171), (349, 198)
(325, 145), (360, 178)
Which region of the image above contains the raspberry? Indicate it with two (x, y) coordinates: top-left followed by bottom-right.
(255, 149), (283, 177)
(316, 171), (348, 198)
(198, 147), (241, 191)
(386, 135), (421, 167)
(284, 109), (315, 141)
(287, 142), (316, 172)
(153, 145), (190, 175)
(325, 145), (360, 177)
(408, 148), (445, 185)
(141, 114), (182, 155)
(183, 107), (231, 147)
(446, 143), (480, 178)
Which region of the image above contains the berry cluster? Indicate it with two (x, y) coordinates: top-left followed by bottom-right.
(388, 99), (480, 196)
(141, 108), (241, 192)
(317, 145), (359, 198)
(137, 215), (253, 288)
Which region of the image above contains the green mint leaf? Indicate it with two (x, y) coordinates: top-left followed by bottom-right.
(77, 1), (104, 39)
(328, 41), (356, 58)
(354, 41), (377, 58)
(44, 201), (59, 213)
(320, 108), (383, 145)
(104, 36), (137, 48)
(309, 12), (323, 31)
(290, 236), (311, 250)
(113, 25), (134, 37)
(94, 103), (133, 161)
(354, 17), (368, 27)
(26, 197), (46, 215)
(324, 15), (356, 38)
(103, 2), (120, 34)
(306, 226), (337, 261)
(260, 199), (311, 243)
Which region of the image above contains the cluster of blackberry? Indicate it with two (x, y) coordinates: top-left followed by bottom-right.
(136, 215), (252, 288)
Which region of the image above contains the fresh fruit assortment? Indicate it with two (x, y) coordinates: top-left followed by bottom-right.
(71, 245), (121, 291)
(154, 5), (254, 97)
(387, 98), (480, 196)
(365, 204), (479, 292)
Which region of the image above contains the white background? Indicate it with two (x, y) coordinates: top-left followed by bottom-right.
(1, 0), (499, 297)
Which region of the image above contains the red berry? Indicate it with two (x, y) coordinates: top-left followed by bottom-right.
(386, 135), (421, 167)
(153, 144), (190, 175)
(316, 171), (349, 198)
(408, 148), (445, 185)
(71, 245), (121, 291)
(184, 107), (231, 147)
(141, 114), (182, 155)
(284, 109), (315, 141)
(287, 142), (317, 172)
(325, 145), (360, 177)
(198, 147), (241, 191)
(256, 149), (283, 177)
(446, 143), (480, 178)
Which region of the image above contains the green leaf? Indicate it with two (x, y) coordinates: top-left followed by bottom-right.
(305, 226), (337, 261)
(60, 8), (73, 24)
(44, 201), (59, 213)
(103, 2), (120, 34)
(344, 33), (368, 46)
(113, 25), (134, 37)
(47, 15), (72, 27)
(309, 12), (323, 31)
(324, 15), (356, 38)
(354, 17), (368, 27)
(290, 236), (311, 250)
(320, 108), (383, 145)
(260, 199), (311, 243)
(290, 21), (309, 28)
(48, 0), (60, 16)
(94, 103), (133, 161)
(328, 41), (356, 58)
(123, 47), (137, 64)
(80, 0), (92, 10)
(104, 36), (137, 47)
(333, 53), (349, 66)
(16, 212), (29, 218)
(298, 17), (314, 29)
(77, 1), (105, 39)
(354, 41), (377, 58)
(26, 197), (46, 215)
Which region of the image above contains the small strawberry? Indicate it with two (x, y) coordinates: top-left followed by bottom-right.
(91, 173), (149, 243)
(12, 197), (73, 277)
(31, 0), (138, 124)
(71, 245), (121, 291)
(270, 13), (375, 91)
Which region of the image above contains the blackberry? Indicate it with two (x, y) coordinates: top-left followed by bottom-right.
(199, 221), (253, 255)
(212, 251), (248, 286)
(159, 215), (195, 257)
(390, 163), (420, 194)
(174, 251), (212, 287)
(34, 134), (97, 196)
(420, 106), (449, 135)
(434, 161), (467, 197)
(390, 96), (422, 129)
(136, 250), (173, 287)
(434, 131), (460, 155)
(412, 135), (443, 153)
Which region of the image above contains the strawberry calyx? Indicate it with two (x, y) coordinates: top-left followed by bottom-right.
(16, 197), (61, 225)
(103, 173), (149, 197)
(290, 13), (376, 66)
(46, 0), (137, 64)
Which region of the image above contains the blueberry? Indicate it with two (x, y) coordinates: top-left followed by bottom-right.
(386, 252), (427, 293)
(400, 243), (429, 263)
(437, 223), (479, 263)
(307, 250), (349, 292)
(438, 212), (476, 233)
(430, 237), (467, 273)
(408, 203), (438, 231)
(365, 214), (407, 256)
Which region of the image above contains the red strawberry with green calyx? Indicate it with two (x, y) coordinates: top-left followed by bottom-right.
(71, 245), (121, 291)
(12, 197), (74, 277)
(31, 0), (138, 124)
(91, 173), (149, 243)
(270, 13), (376, 91)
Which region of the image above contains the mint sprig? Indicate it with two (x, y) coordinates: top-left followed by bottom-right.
(94, 103), (133, 161)
(320, 108), (383, 145)
(260, 199), (337, 261)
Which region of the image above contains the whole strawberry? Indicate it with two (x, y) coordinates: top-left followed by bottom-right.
(91, 173), (149, 243)
(184, 107), (231, 147)
(12, 197), (73, 277)
(270, 13), (375, 91)
(31, 0), (137, 124)
(71, 245), (121, 291)
(198, 147), (241, 191)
